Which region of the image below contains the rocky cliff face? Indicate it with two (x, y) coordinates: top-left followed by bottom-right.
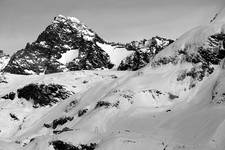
(118, 36), (174, 70)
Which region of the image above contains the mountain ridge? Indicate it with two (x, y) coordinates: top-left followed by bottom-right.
(2, 14), (174, 75)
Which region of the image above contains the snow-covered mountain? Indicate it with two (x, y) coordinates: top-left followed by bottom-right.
(3, 15), (173, 75)
(4, 15), (114, 75)
(1, 8), (225, 150)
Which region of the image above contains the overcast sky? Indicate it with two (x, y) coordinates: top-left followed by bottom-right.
(0, 0), (225, 54)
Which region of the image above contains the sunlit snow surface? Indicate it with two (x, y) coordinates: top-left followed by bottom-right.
(97, 42), (134, 68)
(58, 49), (79, 64)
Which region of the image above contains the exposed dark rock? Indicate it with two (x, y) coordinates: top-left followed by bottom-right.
(44, 116), (74, 129)
(176, 61), (214, 84)
(151, 56), (178, 67)
(9, 113), (19, 121)
(120, 93), (133, 101)
(152, 44), (225, 86)
(118, 50), (151, 71)
(1, 92), (16, 100)
(95, 101), (111, 109)
(0, 80), (8, 84)
(78, 108), (88, 117)
(82, 80), (88, 84)
(210, 13), (218, 23)
(118, 36), (174, 71)
(112, 101), (120, 108)
(124, 37), (173, 51)
(50, 140), (97, 150)
(17, 83), (72, 107)
(166, 109), (171, 112)
(110, 75), (118, 79)
(168, 93), (179, 100)
(43, 123), (51, 128)
(208, 33), (225, 50)
(53, 127), (73, 134)
(152, 32), (225, 68)
(66, 39), (114, 71)
(142, 89), (165, 100)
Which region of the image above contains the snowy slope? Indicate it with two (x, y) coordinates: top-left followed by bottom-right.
(0, 71), (127, 148)
(155, 8), (225, 60)
(1, 62), (225, 150)
(57, 49), (79, 65)
(96, 42), (134, 68)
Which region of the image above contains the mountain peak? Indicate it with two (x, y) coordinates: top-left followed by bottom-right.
(3, 14), (112, 75)
(51, 14), (95, 41)
(53, 14), (81, 24)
